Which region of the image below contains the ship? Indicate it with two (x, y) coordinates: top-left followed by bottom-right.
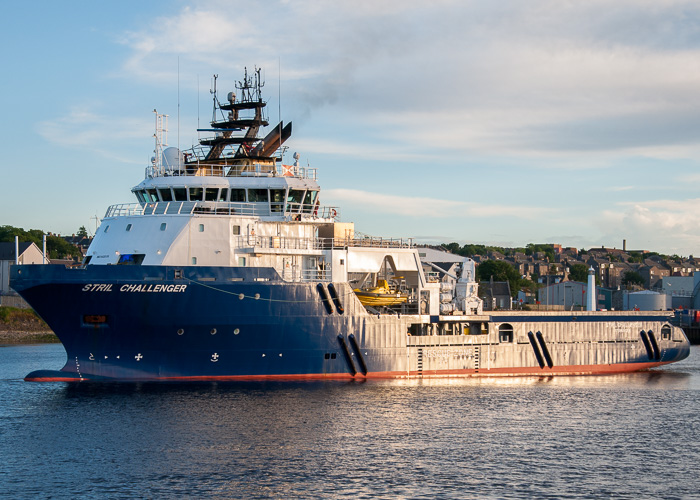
(11, 68), (690, 381)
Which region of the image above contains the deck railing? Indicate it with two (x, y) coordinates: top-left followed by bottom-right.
(146, 161), (317, 181)
(234, 235), (413, 251)
(274, 266), (332, 282)
(105, 201), (339, 220)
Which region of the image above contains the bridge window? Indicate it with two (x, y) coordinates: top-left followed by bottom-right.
(205, 188), (218, 201)
(271, 189), (285, 203)
(230, 189), (246, 202)
(270, 189), (285, 213)
(303, 190), (318, 205)
(134, 190), (146, 203)
(248, 189), (268, 203)
(218, 188), (229, 202)
(287, 189), (304, 204)
(158, 188), (173, 202)
(302, 190), (318, 213)
(189, 187), (203, 201)
(173, 188), (187, 201)
(145, 189), (159, 202)
(499, 323), (514, 343)
(661, 324), (672, 340)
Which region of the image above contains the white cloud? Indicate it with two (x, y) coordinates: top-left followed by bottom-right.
(598, 198), (700, 254)
(36, 106), (151, 163)
(114, 1), (700, 161)
(325, 188), (549, 219)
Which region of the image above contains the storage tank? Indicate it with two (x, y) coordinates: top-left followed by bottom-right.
(623, 290), (670, 311)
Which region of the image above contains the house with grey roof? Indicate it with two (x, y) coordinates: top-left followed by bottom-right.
(481, 277), (512, 310)
(640, 260), (670, 288)
(0, 242), (47, 303)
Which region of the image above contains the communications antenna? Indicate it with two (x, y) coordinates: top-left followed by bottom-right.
(153, 110), (168, 174)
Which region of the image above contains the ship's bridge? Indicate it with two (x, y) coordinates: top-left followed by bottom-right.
(120, 154), (337, 221)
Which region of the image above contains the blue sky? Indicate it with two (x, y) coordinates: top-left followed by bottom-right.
(3, 1), (700, 255)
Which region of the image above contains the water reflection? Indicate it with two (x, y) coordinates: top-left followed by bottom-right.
(2, 344), (700, 498)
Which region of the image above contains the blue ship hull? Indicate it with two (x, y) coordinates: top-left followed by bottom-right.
(12, 265), (373, 380)
(10, 265), (691, 381)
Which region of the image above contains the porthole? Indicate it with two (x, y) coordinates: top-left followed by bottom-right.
(254, 293), (260, 300)
(238, 293), (244, 300)
(177, 328), (184, 335)
(234, 328), (240, 335)
(210, 328), (217, 335)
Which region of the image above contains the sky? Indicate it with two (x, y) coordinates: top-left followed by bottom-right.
(3, 1), (700, 255)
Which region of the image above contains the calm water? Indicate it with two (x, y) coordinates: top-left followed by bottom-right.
(1, 344), (699, 499)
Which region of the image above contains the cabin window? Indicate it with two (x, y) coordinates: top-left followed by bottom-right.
(173, 188), (187, 201)
(271, 189), (285, 202)
(303, 190), (318, 205)
(270, 189), (285, 213)
(199, 224), (204, 232)
(192, 257), (197, 265)
(117, 254), (145, 265)
(232, 225), (241, 235)
(104, 225), (110, 233)
(498, 323), (514, 343)
(125, 224), (132, 231)
(189, 187), (203, 201)
(160, 223), (167, 231)
(302, 190), (317, 213)
(230, 189), (246, 202)
(238, 257), (246, 266)
(218, 188), (229, 202)
(661, 324), (672, 340)
(248, 189), (268, 203)
(205, 188), (218, 201)
(288, 189), (304, 204)
(146, 189), (159, 202)
(158, 188), (173, 202)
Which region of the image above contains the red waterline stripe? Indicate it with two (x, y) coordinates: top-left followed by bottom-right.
(24, 361), (671, 382)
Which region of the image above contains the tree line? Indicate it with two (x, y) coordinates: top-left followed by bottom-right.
(0, 225), (83, 260)
(442, 242), (650, 297)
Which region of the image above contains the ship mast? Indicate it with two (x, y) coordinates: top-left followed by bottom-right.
(198, 66), (291, 165)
